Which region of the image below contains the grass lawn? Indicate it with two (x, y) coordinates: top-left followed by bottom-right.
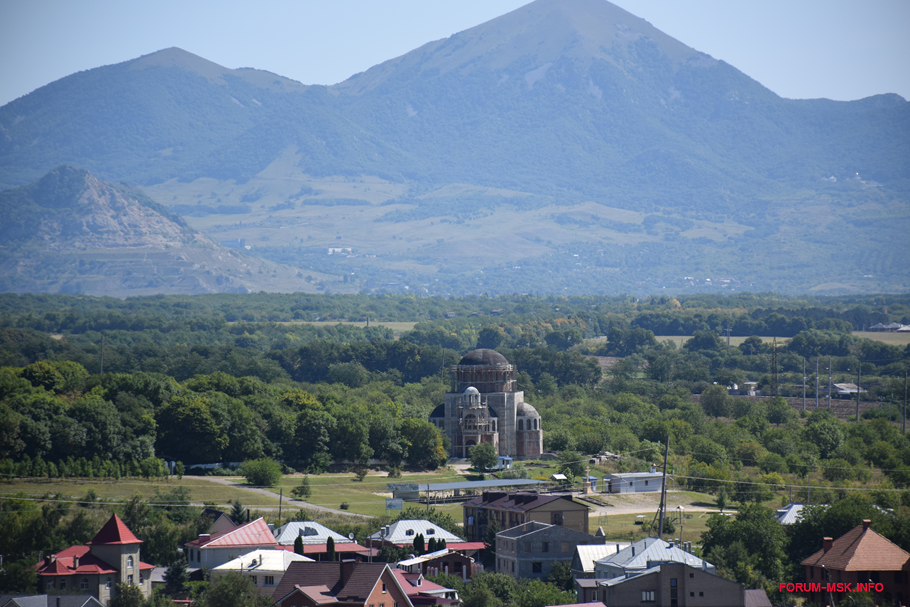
(854, 331), (910, 346)
(280, 469), (470, 518)
(0, 476), (278, 508)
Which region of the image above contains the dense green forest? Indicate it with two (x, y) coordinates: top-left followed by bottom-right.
(1, 291), (909, 600)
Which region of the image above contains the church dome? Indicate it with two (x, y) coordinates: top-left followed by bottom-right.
(516, 402), (540, 418)
(458, 349), (510, 367)
(464, 386), (480, 394)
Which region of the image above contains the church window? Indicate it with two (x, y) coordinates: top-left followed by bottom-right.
(518, 419), (524, 431)
(81, 578), (90, 590)
(127, 556), (134, 569)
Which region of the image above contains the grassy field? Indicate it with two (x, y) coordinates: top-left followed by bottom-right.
(854, 331), (910, 346)
(654, 335), (791, 348)
(281, 469), (473, 519)
(0, 476), (279, 508)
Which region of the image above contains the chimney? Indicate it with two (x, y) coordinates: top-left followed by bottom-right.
(340, 559), (356, 586)
(823, 537), (833, 553)
(73, 555), (79, 569)
(862, 519), (871, 532)
(631, 546), (635, 556)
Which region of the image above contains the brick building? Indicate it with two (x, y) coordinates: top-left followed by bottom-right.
(462, 492), (589, 542)
(801, 519), (910, 606)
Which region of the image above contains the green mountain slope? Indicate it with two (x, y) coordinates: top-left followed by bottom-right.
(0, 0), (907, 296)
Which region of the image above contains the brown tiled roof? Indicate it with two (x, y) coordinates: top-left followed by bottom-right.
(272, 561), (389, 604)
(801, 521), (910, 571)
(88, 514), (142, 545)
(463, 492), (581, 512)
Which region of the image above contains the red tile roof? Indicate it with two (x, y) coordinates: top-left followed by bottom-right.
(185, 517), (278, 549)
(88, 514), (143, 545)
(37, 543), (155, 576)
(392, 569), (448, 596)
(801, 520), (910, 571)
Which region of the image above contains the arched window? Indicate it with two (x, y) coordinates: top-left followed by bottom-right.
(518, 419), (524, 431)
(534, 419), (538, 430)
(81, 578), (90, 590)
(106, 577), (112, 589)
(127, 556), (134, 569)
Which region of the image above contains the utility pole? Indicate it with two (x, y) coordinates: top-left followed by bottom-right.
(278, 488), (283, 522)
(771, 338), (779, 398)
(856, 366), (861, 422)
(815, 356), (818, 411)
(657, 435), (670, 539)
(802, 359), (806, 411)
(903, 371), (907, 435)
(725, 325), (732, 347)
(827, 358), (832, 410)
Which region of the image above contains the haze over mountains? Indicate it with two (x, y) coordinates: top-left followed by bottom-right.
(1, 0), (908, 296)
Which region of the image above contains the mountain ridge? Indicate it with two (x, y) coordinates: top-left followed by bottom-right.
(0, 0), (907, 296)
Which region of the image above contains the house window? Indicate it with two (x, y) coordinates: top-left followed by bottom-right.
(47, 581), (54, 590)
(645, 480), (649, 486)
(524, 542), (532, 553)
(642, 590), (655, 601)
(106, 577), (112, 589)
(251, 576), (258, 586)
(81, 578), (90, 590)
(670, 578), (678, 599)
(264, 576), (275, 586)
(689, 573), (694, 578)
(60, 580), (67, 591)
(561, 542), (571, 553)
(426, 529), (435, 535)
(382, 582), (387, 593)
(127, 556), (134, 569)
(542, 542), (549, 553)
(532, 562), (542, 573)
(406, 529), (415, 536)
(690, 592), (694, 597)
(699, 592), (704, 597)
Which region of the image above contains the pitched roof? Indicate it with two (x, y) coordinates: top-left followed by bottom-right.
(391, 569), (449, 596)
(775, 503), (807, 525)
(272, 562), (395, 605)
(574, 544), (628, 575)
(212, 549), (313, 573)
(87, 514), (142, 545)
(274, 521), (352, 546)
(369, 520), (463, 544)
(801, 520), (910, 571)
(595, 537), (710, 572)
(185, 517), (278, 549)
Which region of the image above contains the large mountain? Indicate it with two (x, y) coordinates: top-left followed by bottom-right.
(0, 166), (329, 296)
(0, 0), (908, 295)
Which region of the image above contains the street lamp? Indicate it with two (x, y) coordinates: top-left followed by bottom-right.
(676, 506), (684, 545)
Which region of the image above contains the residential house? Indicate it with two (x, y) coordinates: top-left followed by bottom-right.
(0, 597), (105, 607)
(35, 514), (153, 605)
(462, 492), (589, 542)
(390, 570), (460, 606)
(273, 521), (369, 561)
(578, 562), (746, 607)
(801, 519), (910, 606)
(496, 521), (605, 581)
(184, 517), (279, 569)
(397, 548), (475, 581)
(571, 542), (630, 579)
(775, 503), (806, 525)
(211, 549), (313, 596)
(603, 470), (663, 494)
(271, 561), (413, 607)
(368, 520), (464, 547)
(593, 538), (713, 579)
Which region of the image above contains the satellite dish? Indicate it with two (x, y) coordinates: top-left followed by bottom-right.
(348, 533), (354, 540)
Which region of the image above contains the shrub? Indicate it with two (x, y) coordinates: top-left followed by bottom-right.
(240, 458), (282, 487)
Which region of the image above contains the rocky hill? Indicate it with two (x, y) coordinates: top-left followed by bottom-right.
(0, 167), (330, 296)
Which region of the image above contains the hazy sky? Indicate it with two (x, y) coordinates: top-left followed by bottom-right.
(1, 0), (908, 107)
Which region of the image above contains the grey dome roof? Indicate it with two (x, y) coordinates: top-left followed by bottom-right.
(458, 349), (510, 366)
(429, 404), (445, 418)
(464, 386), (480, 394)
(516, 401), (540, 417)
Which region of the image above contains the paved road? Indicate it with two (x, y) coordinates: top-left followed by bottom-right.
(191, 476), (373, 519)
